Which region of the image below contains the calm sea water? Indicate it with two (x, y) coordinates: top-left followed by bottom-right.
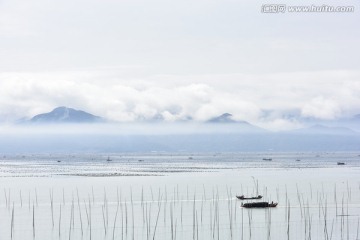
(0, 152), (359, 240)
(1, 151), (359, 177)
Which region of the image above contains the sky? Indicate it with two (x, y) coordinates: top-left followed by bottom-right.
(0, 0), (359, 130)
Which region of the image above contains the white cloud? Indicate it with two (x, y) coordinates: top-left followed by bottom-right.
(0, 0), (358, 133)
(257, 118), (303, 132)
(0, 70), (360, 131)
(301, 97), (341, 120)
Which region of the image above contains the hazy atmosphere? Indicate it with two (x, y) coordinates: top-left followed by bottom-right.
(1, 0), (360, 131)
(1, 1), (360, 240)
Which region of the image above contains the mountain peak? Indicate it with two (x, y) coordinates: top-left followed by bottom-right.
(207, 113), (237, 123)
(30, 107), (102, 123)
(53, 106), (69, 111)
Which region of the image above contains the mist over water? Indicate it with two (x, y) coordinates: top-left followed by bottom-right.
(1, 125), (358, 240)
(0, 123), (359, 153)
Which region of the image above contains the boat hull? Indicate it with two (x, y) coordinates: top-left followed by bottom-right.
(236, 195), (262, 200)
(242, 202), (278, 208)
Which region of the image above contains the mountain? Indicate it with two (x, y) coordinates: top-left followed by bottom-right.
(30, 107), (103, 123)
(206, 113), (266, 133)
(352, 114), (360, 120)
(208, 113), (241, 123)
(291, 124), (357, 135)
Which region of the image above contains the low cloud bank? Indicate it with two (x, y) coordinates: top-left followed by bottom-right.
(0, 71), (360, 131)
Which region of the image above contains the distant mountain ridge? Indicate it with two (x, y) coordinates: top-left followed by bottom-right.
(21, 108), (360, 132)
(206, 113), (267, 133)
(4, 110), (360, 152)
(352, 114), (360, 120)
(30, 107), (102, 123)
(207, 113), (237, 123)
(291, 124), (357, 135)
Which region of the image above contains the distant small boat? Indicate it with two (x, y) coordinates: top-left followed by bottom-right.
(107, 157), (112, 162)
(296, 159), (301, 162)
(188, 157), (193, 160)
(241, 202), (278, 208)
(337, 162), (345, 165)
(138, 159), (144, 162)
(236, 195), (262, 200)
(57, 160), (61, 163)
(262, 158), (272, 161)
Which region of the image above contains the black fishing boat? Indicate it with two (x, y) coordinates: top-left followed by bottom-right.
(236, 195), (262, 200)
(241, 201), (278, 208)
